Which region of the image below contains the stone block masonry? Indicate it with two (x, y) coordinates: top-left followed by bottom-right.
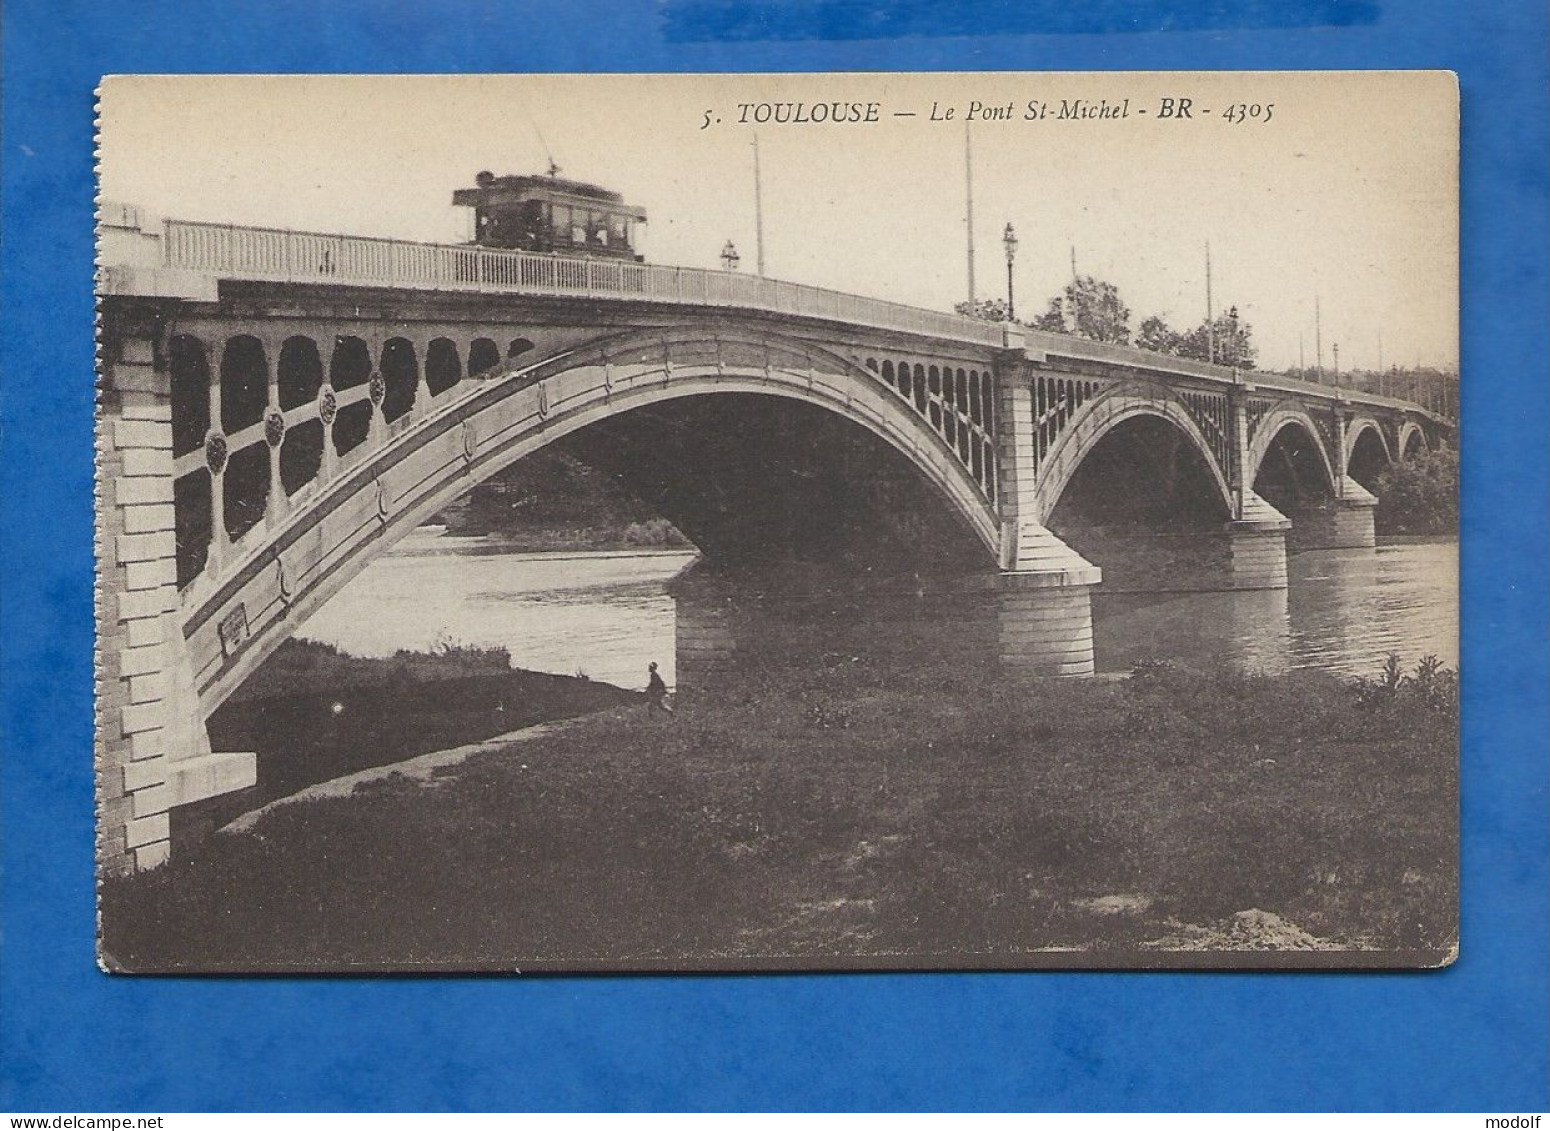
(998, 577), (1098, 677)
(96, 323), (256, 876)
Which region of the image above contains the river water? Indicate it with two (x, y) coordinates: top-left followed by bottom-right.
(295, 530), (1457, 689)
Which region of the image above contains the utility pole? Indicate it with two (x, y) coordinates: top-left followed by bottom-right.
(1004, 223), (1020, 322)
(1315, 295), (1324, 384)
(1299, 331), (1305, 374)
(752, 133), (766, 277)
(964, 124), (976, 306)
(1205, 241), (1215, 365)
(1332, 342), (1341, 387)
(1064, 246), (1079, 330)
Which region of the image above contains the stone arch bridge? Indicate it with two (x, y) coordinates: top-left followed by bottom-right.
(95, 204), (1452, 870)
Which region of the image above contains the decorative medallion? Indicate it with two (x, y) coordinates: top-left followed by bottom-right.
(264, 409), (286, 448)
(318, 384), (337, 427)
(461, 420), (478, 463)
(602, 352), (613, 394)
(368, 371), (386, 406)
(204, 431), (228, 475)
(536, 380), (549, 419)
(375, 478), (391, 522)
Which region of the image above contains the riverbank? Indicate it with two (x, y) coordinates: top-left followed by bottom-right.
(101, 650), (1457, 972)
(205, 638), (639, 807)
(430, 447), (694, 552)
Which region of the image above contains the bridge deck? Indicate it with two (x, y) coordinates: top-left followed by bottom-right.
(97, 205), (1441, 419)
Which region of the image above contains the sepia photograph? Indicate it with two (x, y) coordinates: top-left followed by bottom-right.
(94, 71), (1459, 972)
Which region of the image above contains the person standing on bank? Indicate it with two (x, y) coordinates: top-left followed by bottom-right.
(646, 661), (674, 716)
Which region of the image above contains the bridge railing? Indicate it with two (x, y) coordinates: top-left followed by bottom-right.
(1017, 327), (1452, 422)
(158, 219), (1006, 347)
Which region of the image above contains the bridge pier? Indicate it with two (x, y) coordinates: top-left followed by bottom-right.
(994, 376), (1102, 675)
(1285, 478), (1378, 550)
(671, 579), (740, 689)
(97, 313), (256, 874)
(1038, 492), (1289, 597)
(1045, 524), (1291, 595)
(1225, 491), (1292, 590)
(997, 524), (1103, 677)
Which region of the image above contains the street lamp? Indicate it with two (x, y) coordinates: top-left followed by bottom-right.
(1002, 223), (1019, 322)
(720, 240), (741, 271)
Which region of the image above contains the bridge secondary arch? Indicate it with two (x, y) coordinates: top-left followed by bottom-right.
(1345, 416), (1393, 490)
(1031, 383), (1236, 521)
(1246, 404), (1340, 500)
(178, 327), (1002, 717)
(1398, 420), (1429, 459)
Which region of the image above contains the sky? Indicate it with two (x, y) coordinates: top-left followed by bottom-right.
(98, 72), (1459, 372)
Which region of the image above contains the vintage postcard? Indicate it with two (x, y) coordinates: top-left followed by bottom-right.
(94, 72), (1458, 972)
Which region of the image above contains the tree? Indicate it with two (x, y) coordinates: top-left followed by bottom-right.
(1034, 275), (1132, 344)
(1374, 446), (1457, 535)
(1172, 307), (1258, 369)
(1030, 306), (1066, 333)
(1135, 314), (1181, 355)
(953, 297), (1011, 323)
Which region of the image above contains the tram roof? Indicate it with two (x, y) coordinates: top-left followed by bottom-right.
(453, 173), (648, 221)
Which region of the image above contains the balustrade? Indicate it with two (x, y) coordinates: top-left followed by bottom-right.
(159, 219), (1006, 347)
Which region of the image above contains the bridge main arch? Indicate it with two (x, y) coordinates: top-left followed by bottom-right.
(176, 325), (1002, 718)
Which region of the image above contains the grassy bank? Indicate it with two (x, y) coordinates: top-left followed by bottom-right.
(207, 638), (638, 804)
(101, 646), (1456, 972)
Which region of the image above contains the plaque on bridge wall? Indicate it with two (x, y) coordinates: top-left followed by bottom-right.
(94, 71), (1458, 973)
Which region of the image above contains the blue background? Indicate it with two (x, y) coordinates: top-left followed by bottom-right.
(3, 0), (1546, 1112)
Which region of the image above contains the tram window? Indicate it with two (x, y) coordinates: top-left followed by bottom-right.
(551, 205), (570, 239)
(611, 216), (628, 244)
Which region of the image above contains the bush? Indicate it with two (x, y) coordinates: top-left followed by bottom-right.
(622, 517), (679, 546)
(1352, 652), (1459, 714)
(1374, 447), (1458, 536)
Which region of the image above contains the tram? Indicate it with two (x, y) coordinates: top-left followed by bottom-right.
(453, 169), (648, 261)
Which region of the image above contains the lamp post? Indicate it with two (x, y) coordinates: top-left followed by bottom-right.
(1002, 222), (1019, 322)
(720, 240), (740, 272)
